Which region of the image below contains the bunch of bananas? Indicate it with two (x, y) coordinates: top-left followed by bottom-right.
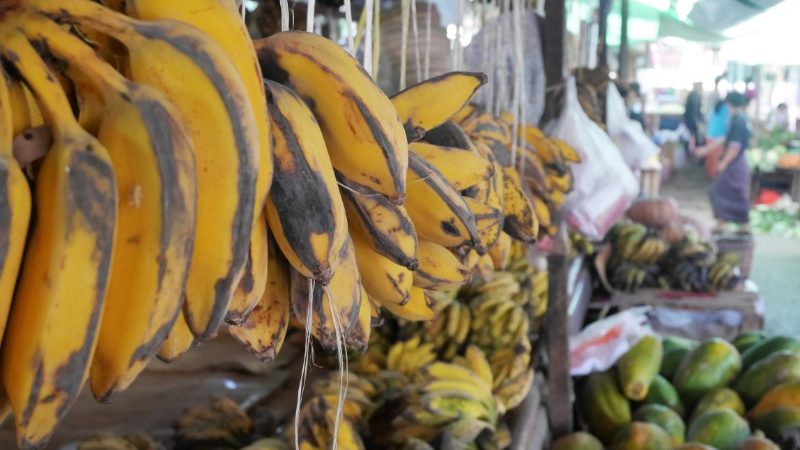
(570, 231), (596, 256)
(452, 105), (581, 238)
(77, 433), (163, 450)
(0, 0), (567, 443)
(606, 222), (743, 293)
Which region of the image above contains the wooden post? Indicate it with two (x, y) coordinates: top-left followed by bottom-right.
(597, 0), (613, 67)
(619, 0), (629, 82)
(545, 216), (572, 437)
(542, 0), (567, 123)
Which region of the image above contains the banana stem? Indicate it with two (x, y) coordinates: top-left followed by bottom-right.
(11, 11), (128, 101)
(0, 30), (78, 138)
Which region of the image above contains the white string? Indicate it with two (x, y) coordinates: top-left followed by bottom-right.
(410, 0), (422, 83)
(306, 0), (316, 32)
(294, 278), (315, 450)
(363, 0), (374, 75)
(343, 0), (356, 53)
(399, 0), (410, 90)
(280, 0), (289, 31)
(424, 1), (432, 80)
(323, 285), (347, 450)
(240, 0), (246, 21)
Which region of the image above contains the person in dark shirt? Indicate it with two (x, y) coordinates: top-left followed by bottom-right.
(708, 92), (752, 232)
(684, 82), (704, 148)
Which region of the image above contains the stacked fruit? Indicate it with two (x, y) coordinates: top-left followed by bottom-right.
(562, 332), (800, 450)
(446, 105), (581, 239)
(606, 222), (743, 293)
(0, 1), (562, 447)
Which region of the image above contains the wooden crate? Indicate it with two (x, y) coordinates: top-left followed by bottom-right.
(592, 288), (764, 340)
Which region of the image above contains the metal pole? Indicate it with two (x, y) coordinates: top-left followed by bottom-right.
(597, 0), (614, 67)
(619, 0), (629, 82)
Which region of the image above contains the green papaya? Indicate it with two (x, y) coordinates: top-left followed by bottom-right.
(617, 336), (663, 401)
(662, 336), (699, 380)
(642, 374), (685, 416)
(633, 404), (685, 446)
(738, 434), (781, 450)
(750, 380), (800, 418)
(734, 351), (800, 406)
(732, 331), (768, 354)
(687, 409), (750, 450)
(608, 422), (672, 450)
(675, 444), (718, 450)
(692, 388), (745, 420)
(581, 370), (632, 444)
(551, 432), (604, 450)
(674, 338), (742, 406)
(740, 336), (800, 370)
(750, 407), (800, 442)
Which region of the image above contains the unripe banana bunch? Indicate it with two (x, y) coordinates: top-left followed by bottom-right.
(393, 347), (499, 445)
(608, 260), (651, 292)
(76, 433), (163, 450)
(424, 299), (473, 361)
(468, 295), (530, 354)
(386, 336), (438, 376)
(175, 397), (255, 450)
(570, 231), (596, 256)
(291, 395), (366, 450)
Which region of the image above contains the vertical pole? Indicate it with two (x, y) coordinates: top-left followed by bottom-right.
(543, 0), (566, 89)
(619, 0), (629, 82)
(597, 0), (613, 67)
(546, 216), (572, 437)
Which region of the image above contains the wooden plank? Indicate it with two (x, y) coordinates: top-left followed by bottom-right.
(545, 220), (573, 436)
(511, 376), (544, 450)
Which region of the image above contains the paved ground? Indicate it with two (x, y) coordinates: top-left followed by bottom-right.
(662, 163), (800, 337)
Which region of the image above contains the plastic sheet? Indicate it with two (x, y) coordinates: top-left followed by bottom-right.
(570, 307), (654, 376)
(606, 84), (660, 172)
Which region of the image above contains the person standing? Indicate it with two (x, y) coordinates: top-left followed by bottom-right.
(708, 92), (752, 232)
(684, 82), (705, 149)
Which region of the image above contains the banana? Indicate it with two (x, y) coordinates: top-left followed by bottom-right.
(532, 196), (552, 230)
(452, 103), (478, 124)
(7, 76), (43, 135)
(463, 197), (503, 254)
(494, 368), (534, 412)
(346, 282), (372, 352)
(290, 237), (364, 352)
(414, 240), (470, 290)
(351, 223), (413, 306)
(13, 12), (199, 401)
(255, 31), (408, 201)
(226, 214), (270, 325)
(419, 380), (493, 407)
(489, 233), (512, 270)
(410, 141), (493, 191)
(0, 31), (117, 448)
(466, 141), (504, 211)
(390, 72), (487, 137)
(339, 176), (418, 270)
(501, 168), (539, 243)
(423, 120), (474, 150)
(264, 79), (347, 285)
(0, 67), (31, 348)
(405, 152), (479, 248)
(377, 287), (435, 321)
(229, 236), (291, 362)
(124, 0), (273, 214)
(33, 0), (260, 340)
(157, 311), (195, 363)
(463, 345), (494, 388)
(551, 138), (581, 163)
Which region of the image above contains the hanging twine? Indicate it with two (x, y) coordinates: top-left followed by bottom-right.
(280, 0), (289, 31)
(424, 1), (432, 79)
(410, 0), (422, 83)
(399, 0), (410, 90)
(306, 0), (315, 32)
(363, 0), (374, 74)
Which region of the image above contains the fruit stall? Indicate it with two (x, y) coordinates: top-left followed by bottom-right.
(0, 0), (790, 449)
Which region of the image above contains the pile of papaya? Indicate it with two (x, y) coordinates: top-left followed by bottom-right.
(553, 332), (800, 450)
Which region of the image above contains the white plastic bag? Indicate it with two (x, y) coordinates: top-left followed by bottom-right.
(570, 307), (654, 376)
(606, 84), (660, 171)
(545, 78), (639, 239)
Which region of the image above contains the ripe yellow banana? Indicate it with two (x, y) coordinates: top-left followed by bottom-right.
(532, 195), (552, 230)
(501, 168), (539, 243)
(226, 213), (270, 325)
(423, 120), (474, 150)
(14, 11), (199, 402)
(255, 31), (408, 201)
(405, 152), (479, 249)
(339, 176), (418, 270)
(33, 0), (260, 340)
(229, 237), (291, 362)
(489, 233), (512, 270)
(466, 141), (505, 211)
(351, 224), (412, 306)
(0, 31), (117, 448)
(0, 67), (31, 355)
(290, 238), (364, 352)
(264, 79), (347, 285)
(124, 0), (273, 213)
(157, 312), (195, 363)
(345, 282), (372, 353)
(7, 76), (43, 135)
(377, 287), (435, 321)
(409, 141), (493, 191)
(390, 71), (487, 136)
(414, 240), (470, 290)
(463, 197), (503, 254)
